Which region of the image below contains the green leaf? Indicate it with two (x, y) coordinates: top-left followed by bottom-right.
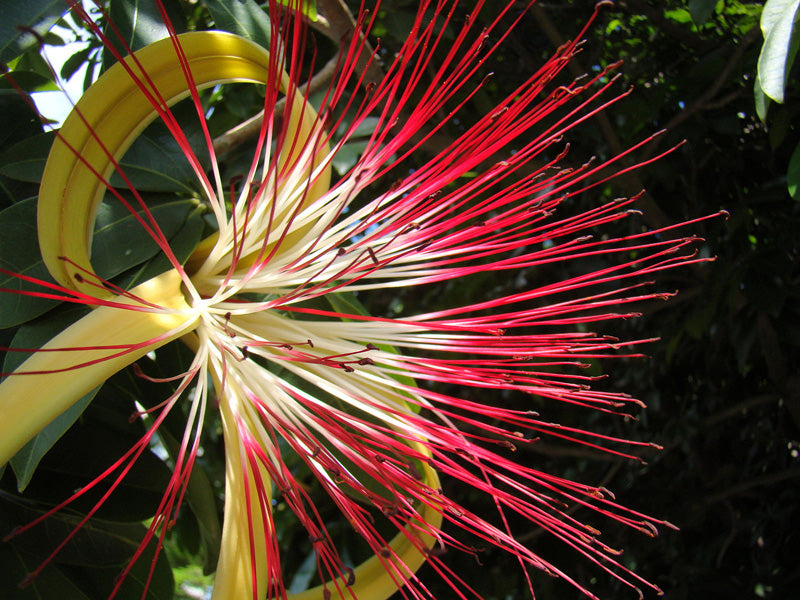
(13, 45), (55, 80)
(0, 69), (58, 92)
(0, 0), (65, 63)
(762, 0), (800, 33)
(109, 103), (210, 194)
(0, 196), (194, 328)
(664, 8), (694, 25)
(0, 198), (61, 327)
(0, 493), (174, 599)
(0, 131), (55, 182)
(787, 140), (800, 199)
(146, 423), (221, 573)
(60, 46), (92, 81)
(8, 392), (98, 492)
(0, 89), (43, 148)
(331, 116), (381, 175)
(0, 540), (92, 600)
(102, 0), (186, 71)
(276, 0), (318, 21)
(91, 198), (195, 280)
(115, 209), (205, 289)
(110, 0), (171, 49)
(756, 0), (800, 103)
(0, 97), (209, 191)
(10, 393), (174, 522)
(203, 0), (272, 49)
(689, 0), (718, 26)
(331, 141), (368, 175)
(287, 547), (318, 593)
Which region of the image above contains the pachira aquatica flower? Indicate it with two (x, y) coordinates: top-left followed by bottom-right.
(0, 0), (721, 598)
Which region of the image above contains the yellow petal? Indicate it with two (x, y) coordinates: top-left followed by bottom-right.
(212, 404), (442, 600)
(0, 269), (196, 467)
(38, 31), (330, 295)
(212, 395), (274, 600)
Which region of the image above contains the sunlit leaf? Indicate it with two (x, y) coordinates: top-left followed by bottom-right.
(276, 0), (317, 21)
(102, 0), (186, 71)
(0, 0), (65, 63)
(756, 0), (800, 103)
(203, 0), (271, 49)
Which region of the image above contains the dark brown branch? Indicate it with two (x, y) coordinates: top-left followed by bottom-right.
(310, 0), (384, 87)
(212, 55), (339, 156)
(704, 467), (800, 504)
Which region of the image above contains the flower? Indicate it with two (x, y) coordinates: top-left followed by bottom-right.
(0, 1), (722, 599)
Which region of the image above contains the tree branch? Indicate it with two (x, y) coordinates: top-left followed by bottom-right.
(212, 55), (339, 156)
(704, 467), (800, 504)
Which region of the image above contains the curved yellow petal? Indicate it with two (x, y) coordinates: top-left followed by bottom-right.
(39, 31), (330, 295)
(288, 450), (442, 600)
(0, 270), (196, 467)
(212, 414), (441, 600)
(212, 395), (274, 600)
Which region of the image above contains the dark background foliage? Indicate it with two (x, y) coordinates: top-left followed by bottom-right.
(363, 2), (799, 599)
(0, 1), (797, 599)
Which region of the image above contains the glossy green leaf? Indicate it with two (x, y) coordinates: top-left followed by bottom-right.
(110, 0), (172, 49)
(0, 198), (61, 327)
(0, 492), (174, 599)
(287, 547), (318, 593)
(0, 70), (59, 92)
(0, 131), (55, 182)
(147, 424), (222, 573)
(109, 135), (208, 194)
(0, 90), (43, 149)
(59, 46), (92, 81)
(91, 198), (195, 279)
(0, 539), (92, 600)
(102, 0), (186, 71)
(115, 209), (205, 289)
(757, 0), (800, 103)
(276, 0), (318, 21)
(203, 0), (272, 49)
(13, 399), (173, 522)
(0, 196), (194, 327)
(7, 392), (97, 492)
(754, 75), (771, 122)
(82, 526), (175, 600)
(13, 45), (55, 80)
